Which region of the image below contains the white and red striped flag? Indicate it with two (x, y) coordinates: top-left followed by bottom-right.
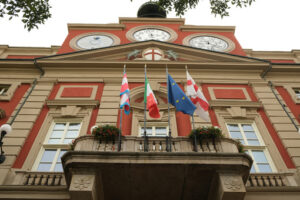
(144, 78), (160, 118)
(186, 71), (210, 122)
(120, 72), (130, 115)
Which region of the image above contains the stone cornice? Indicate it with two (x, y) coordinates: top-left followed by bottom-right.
(119, 17), (185, 24)
(180, 25), (235, 33)
(68, 23), (126, 31)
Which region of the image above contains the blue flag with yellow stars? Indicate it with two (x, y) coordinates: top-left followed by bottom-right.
(168, 74), (196, 116)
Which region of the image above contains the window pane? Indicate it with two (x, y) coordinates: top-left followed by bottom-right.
(66, 130), (79, 138)
(252, 151), (268, 163)
(257, 164), (272, 173)
(53, 123), (66, 130)
(37, 163), (52, 171)
(40, 150), (57, 162)
(63, 139), (73, 144)
(227, 124), (239, 131)
(229, 131), (243, 139)
(156, 127), (167, 136)
(244, 131), (257, 139)
(247, 140), (260, 146)
(50, 130), (64, 138)
(141, 127), (152, 136)
(250, 165), (256, 173)
(69, 123), (81, 130)
(242, 124), (254, 131)
(54, 164), (63, 172)
(57, 150), (67, 162)
(48, 139), (61, 144)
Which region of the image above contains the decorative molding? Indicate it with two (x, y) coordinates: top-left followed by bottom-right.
(46, 99), (99, 107)
(0, 107), (6, 119)
(223, 175), (243, 191)
(209, 100), (262, 108)
(227, 106), (247, 118)
(73, 176), (93, 190)
(61, 106), (81, 117)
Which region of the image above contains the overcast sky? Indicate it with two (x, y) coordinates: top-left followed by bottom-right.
(0, 0), (299, 51)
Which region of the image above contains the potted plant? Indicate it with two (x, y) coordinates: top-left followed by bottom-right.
(91, 124), (120, 143)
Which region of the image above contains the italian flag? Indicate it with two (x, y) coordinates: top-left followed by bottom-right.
(144, 78), (160, 118)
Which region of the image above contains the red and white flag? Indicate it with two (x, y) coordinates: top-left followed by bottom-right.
(120, 72), (130, 115)
(144, 78), (160, 118)
(186, 71), (210, 122)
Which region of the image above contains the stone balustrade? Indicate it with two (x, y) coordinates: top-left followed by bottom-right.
(11, 171), (66, 186)
(73, 135), (239, 153)
(246, 173), (295, 187)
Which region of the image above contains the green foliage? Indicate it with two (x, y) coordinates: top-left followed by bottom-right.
(189, 126), (223, 141)
(236, 140), (245, 153)
(92, 125), (120, 142)
(132, 0), (255, 17)
(0, 0), (51, 31)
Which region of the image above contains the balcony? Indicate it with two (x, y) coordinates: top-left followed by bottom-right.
(61, 135), (252, 200)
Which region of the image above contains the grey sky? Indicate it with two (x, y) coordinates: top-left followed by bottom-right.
(0, 0), (299, 51)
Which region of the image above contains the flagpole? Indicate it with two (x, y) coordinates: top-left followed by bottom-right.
(118, 64), (126, 151)
(144, 64), (148, 152)
(166, 65), (171, 152)
(186, 65), (197, 152)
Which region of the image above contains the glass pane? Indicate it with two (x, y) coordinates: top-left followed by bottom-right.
(257, 164), (272, 172)
(245, 131), (257, 139)
(66, 130), (79, 138)
(54, 164), (63, 172)
(53, 123), (66, 130)
(50, 130), (64, 138)
(242, 124), (254, 131)
(247, 140), (260, 146)
(63, 139), (73, 144)
(250, 165), (256, 173)
(156, 127), (167, 136)
(252, 151), (268, 163)
(48, 139), (61, 144)
(69, 123), (81, 130)
(40, 150), (57, 162)
(141, 127), (152, 136)
(57, 150), (67, 162)
(229, 131), (243, 139)
(227, 124), (240, 131)
(37, 163), (52, 171)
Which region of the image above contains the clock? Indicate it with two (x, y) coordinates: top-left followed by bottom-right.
(183, 34), (235, 52)
(133, 29), (171, 41)
(76, 35), (113, 49)
(189, 36), (228, 51)
(69, 32), (120, 50)
(126, 25), (177, 42)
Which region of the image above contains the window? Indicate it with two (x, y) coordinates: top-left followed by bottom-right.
(0, 85), (9, 96)
(226, 123), (276, 173)
(140, 124), (168, 137)
(293, 88), (300, 99)
(33, 122), (81, 172)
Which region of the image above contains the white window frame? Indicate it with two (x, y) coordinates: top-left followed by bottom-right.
(139, 123), (169, 137)
(32, 120), (82, 172)
(0, 85), (9, 96)
(293, 88), (300, 99)
(226, 122), (277, 173)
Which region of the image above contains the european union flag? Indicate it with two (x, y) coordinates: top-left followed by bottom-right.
(168, 74), (196, 116)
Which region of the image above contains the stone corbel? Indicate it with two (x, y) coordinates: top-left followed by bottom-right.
(69, 173), (101, 200)
(0, 108), (6, 119)
(208, 172), (246, 200)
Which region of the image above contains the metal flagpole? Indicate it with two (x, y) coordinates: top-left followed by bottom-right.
(118, 64), (126, 151)
(166, 65), (171, 152)
(186, 65), (197, 152)
(144, 64), (148, 152)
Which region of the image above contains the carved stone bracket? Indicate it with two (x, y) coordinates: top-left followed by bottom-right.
(61, 106), (81, 117)
(0, 107), (6, 119)
(227, 106), (246, 118)
(69, 174), (97, 200)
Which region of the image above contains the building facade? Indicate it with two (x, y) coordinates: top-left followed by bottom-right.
(1, 7), (300, 200)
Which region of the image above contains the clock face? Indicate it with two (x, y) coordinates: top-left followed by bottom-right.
(76, 35), (114, 49)
(133, 29), (171, 41)
(189, 36), (229, 52)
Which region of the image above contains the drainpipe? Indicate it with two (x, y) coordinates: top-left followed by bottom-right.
(9, 59), (43, 125)
(268, 81), (299, 132)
